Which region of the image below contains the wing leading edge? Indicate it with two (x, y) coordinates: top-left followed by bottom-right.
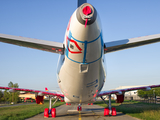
(0, 86), (64, 98)
(104, 33), (160, 54)
(98, 84), (160, 97)
(0, 33), (64, 54)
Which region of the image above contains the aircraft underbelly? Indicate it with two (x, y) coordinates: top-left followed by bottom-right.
(58, 56), (105, 103)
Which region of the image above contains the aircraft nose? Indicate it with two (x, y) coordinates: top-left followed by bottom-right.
(76, 3), (97, 27)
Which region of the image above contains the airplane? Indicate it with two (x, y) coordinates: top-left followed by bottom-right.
(0, 0), (160, 118)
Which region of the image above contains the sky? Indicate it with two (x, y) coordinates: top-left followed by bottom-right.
(0, 0), (160, 91)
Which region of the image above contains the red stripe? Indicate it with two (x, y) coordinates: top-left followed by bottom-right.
(66, 36), (82, 54)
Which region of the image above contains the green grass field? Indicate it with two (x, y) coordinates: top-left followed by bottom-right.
(0, 100), (64, 120)
(1, 99), (160, 120)
(95, 100), (160, 120)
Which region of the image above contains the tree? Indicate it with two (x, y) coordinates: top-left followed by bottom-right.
(154, 87), (160, 96)
(138, 87), (160, 99)
(3, 90), (11, 102)
(0, 90), (4, 102)
(8, 81), (19, 88)
(3, 81), (20, 103)
(138, 90), (149, 99)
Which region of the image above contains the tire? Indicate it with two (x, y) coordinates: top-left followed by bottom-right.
(104, 108), (109, 116)
(112, 107), (117, 116)
(51, 108), (56, 118)
(44, 108), (49, 118)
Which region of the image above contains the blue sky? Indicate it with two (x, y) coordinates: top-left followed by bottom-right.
(0, 0), (160, 91)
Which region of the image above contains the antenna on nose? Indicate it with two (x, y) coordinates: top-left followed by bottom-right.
(78, 0), (87, 7)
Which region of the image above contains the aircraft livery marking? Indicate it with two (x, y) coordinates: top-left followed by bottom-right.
(66, 36), (82, 54)
(66, 31), (103, 64)
(86, 79), (98, 87)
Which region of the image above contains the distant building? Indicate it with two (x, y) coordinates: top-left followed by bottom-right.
(19, 92), (35, 100)
(112, 85), (148, 100)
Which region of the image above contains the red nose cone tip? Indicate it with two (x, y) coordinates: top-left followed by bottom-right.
(82, 6), (92, 15)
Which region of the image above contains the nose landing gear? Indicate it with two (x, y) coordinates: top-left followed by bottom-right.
(77, 104), (82, 111)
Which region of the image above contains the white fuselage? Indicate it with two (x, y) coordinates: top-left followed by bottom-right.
(57, 4), (106, 104)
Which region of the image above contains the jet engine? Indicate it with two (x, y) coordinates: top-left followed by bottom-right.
(116, 94), (124, 103)
(35, 93), (44, 104)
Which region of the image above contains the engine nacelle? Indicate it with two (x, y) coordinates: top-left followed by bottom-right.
(116, 94), (124, 103)
(36, 95), (44, 104)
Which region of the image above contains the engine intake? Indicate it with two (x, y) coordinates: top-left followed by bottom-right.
(36, 95), (44, 104)
(116, 94), (124, 103)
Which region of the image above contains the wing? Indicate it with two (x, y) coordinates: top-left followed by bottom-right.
(0, 86), (64, 98)
(0, 33), (64, 54)
(104, 33), (160, 54)
(98, 84), (160, 97)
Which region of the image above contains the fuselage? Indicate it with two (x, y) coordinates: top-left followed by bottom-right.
(57, 3), (106, 104)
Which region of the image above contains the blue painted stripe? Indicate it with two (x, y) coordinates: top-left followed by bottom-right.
(71, 36), (85, 43)
(66, 55), (102, 65)
(67, 56), (83, 64)
(87, 81), (98, 87)
(100, 33), (104, 47)
(83, 41), (87, 63)
(87, 34), (101, 43)
(71, 33), (101, 44)
(66, 31), (103, 65)
(87, 79), (98, 85)
(66, 32), (72, 57)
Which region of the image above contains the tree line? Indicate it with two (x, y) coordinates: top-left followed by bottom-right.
(138, 87), (160, 99)
(0, 81), (20, 103)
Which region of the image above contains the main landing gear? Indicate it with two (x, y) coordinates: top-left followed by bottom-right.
(88, 103), (93, 105)
(101, 95), (117, 116)
(44, 96), (59, 118)
(66, 103), (71, 105)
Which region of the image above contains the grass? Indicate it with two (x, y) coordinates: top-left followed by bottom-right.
(1, 99), (160, 120)
(95, 100), (160, 120)
(0, 100), (64, 120)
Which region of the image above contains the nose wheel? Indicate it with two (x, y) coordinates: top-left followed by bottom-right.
(77, 106), (82, 111)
